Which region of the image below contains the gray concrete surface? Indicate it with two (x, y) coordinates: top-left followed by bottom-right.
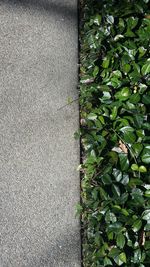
(0, 1), (80, 266)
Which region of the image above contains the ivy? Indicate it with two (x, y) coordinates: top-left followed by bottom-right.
(79, 0), (150, 266)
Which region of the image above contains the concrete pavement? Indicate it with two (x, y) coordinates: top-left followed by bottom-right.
(0, 1), (80, 266)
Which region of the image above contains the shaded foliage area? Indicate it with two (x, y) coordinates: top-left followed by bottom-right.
(79, 0), (150, 266)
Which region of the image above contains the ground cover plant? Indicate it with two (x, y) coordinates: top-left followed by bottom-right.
(79, 0), (150, 266)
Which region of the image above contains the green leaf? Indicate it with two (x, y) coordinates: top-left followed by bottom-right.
(144, 190), (150, 198)
(112, 205), (122, 211)
(104, 257), (113, 266)
(93, 66), (99, 77)
(93, 14), (102, 26)
(120, 126), (134, 133)
(102, 174), (112, 185)
(109, 77), (121, 88)
(122, 63), (131, 74)
(142, 94), (150, 105)
(139, 165), (147, 173)
(87, 113), (97, 120)
(136, 129), (145, 138)
(102, 57), (110, 69)
(106, 15), (114, 24)
(142, 209), (150, 222)
(145, 223), (150, 231)
(114, 256), (124, 266)
(108, 151), (118, 165)
(132, 219), (142, 232)
(108, 232), (114, 241)
(133, 62), (141, 73)
(110, 106), (118, 120)
(113, 70), (122, 78)
(119, 252), (127, 264)
(100, 187), (108, 200)
(117, 233), (126, 249)
(74, 130), (81, 140)
(121, 174), (129, 185)
(129, 178), (143, 187)
(105, 211), (117, 223)
(133, 249), (142, 263)
(143, 123), (150, 130)
(131, 164), (139, 171)
(121, 208), (129, 216)
(119, 153), (129, 171)
(144, 241), (150, 250)
(112, 184), (121, 197)
(124, 132), (136, 144)
(114, 34), (124, 41)
(125, 29), (135, 38)
(132, 143), (143, 157)
(113, 252), (127, 266)
(131, 188), (144, 205)
(133, 114), (144, 128)
(113, 169), (122, 182)
(115, 87), (131, 101)
(142, 147), (150, 164)
(99, 85), (111, 92)
(126, 101), (135, 110)
(139, 83), (147, 94)
(92, 188), (98, 200)
(101, 92), (112, 104)
(80, 75), (94, 84)
(139, 46), (147, 58)
(127, 17), (138, 29)
(141, 62), (150, 75)
(108, 247), (120, 258)
(130, 93), (141, 104)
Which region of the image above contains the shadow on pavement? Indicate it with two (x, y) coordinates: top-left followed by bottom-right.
(0, 0), (77, 20)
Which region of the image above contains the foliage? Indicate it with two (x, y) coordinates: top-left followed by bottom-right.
(79, 0), (150, 266)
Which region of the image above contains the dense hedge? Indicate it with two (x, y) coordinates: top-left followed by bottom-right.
(79, 0), (150, 266)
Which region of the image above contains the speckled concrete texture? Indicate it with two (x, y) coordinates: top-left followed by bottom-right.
(0, 1), (80, 266)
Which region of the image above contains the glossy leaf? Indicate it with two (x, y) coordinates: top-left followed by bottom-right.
(93, 14), (102, 26)
(119, 252), (127, 264)
(119, 153), (129, 171)
(113, 169), (122, 182)
(141, 62), (150, 75)
(112, 184), (121, 197)
(120, 126), (134, 133)
(122, 63), (131, 74)
(139, 165), (147, 172)
(93, 66), (99, 77)
(132, 143), (143, 157)
(117, 233), (126, 249)
(104, 257), (113, 266)
(131, 164), (139, 171)
(102, 57), (110, 68)
(132, 219), (142, 232)
(123, 132), (136, 144)
(142, 209), (150, 222)
(115, 87), (131, 101)
(79, 0), (150, 266)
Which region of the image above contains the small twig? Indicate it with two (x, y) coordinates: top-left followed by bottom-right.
(57, 97), (79, 111)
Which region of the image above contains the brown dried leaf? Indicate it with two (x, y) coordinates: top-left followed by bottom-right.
(139, 230), (145, 246)
(145, 15), (150, 19)
(119, 140), (128, 154)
